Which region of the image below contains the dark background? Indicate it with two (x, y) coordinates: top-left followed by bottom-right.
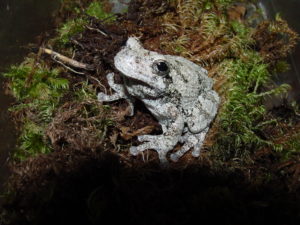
(0, 0), (60, 192)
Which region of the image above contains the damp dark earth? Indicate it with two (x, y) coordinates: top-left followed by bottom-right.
(1, 1), (300, 225)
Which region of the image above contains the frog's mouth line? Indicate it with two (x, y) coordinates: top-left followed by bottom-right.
(118, 70), (167, 91)
(122, 76), (165, 98)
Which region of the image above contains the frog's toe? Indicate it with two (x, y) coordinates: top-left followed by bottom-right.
(191, 150), (200, 157)
(97, 92), (108, 101)
(129, 146), (139, 156)
(191, 143), (201, 157)
(137, 135), (155, 142)
(191, 130), (207, 157)
(170, 153), (180, 162)
(106, 72), (114, 82)
(158, 153), (169, 165)
(129, 142), (157, 156)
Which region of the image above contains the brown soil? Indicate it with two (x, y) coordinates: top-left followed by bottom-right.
(2, 148), (300, 225)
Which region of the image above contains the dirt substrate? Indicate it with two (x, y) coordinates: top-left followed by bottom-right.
(1, 0), (300, 224)
(2, 150), (300, 225)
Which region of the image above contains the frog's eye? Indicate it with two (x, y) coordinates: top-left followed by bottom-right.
(152, 60), (170, 76)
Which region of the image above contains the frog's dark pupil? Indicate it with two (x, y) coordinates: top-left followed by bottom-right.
(157, 62), (168, 72)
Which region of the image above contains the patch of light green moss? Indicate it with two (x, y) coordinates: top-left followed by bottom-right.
(213, 52), (290, 161)
(3, 59), (69, 159)
(57, 17), (88, 45)
(86, 2), (116, 21)
(16, 120), (52, 160)
(56, 1), (115, 45)
(282, 134), (300, 160)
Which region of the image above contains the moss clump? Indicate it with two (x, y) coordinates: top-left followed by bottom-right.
(86, 2), (116, 21)
(17, 121), (52, 160)
(56, 1), (115, 46)
(3, 60), (69, 159)
(57, 17), (88, 45)
(278, 133), (300, 160)
(213, 55), (290, 160)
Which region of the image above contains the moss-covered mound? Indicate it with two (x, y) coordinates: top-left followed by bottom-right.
(1, 0), (300, 224)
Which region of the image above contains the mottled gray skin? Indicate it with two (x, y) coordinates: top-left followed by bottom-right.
(98, 37), (220, 163)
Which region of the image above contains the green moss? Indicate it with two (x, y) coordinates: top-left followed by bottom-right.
(273, 60), (291, 74)
(55, 1), (115, 46)
(73, 81), (99, 101)
(215, 0), (234, 8)
(3, 60), (69, 159)
(86, 2), (116, 21)
(213, 52), (290, 161)
(282, 134), (300, 160)
(57, 17), (88, 45)
(59, 0), (90, 14)
(16, 121), (52, 160)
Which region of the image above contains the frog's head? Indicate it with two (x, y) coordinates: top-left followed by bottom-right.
(114, 37), (171, 93)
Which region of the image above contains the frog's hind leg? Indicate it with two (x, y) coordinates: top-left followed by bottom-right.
(130, 143), (168, 164)
(130, 134), (179, 164)
(170, 128), (208, 162)
(170, 133), (198, 162)
(190, 128), (208, 157)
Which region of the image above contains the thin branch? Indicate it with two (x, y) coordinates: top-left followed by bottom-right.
(40, 47), (94, 71)
(51, 56), (85, 75)
(85, 25), (109, 37)
(86, 74), (107, 94)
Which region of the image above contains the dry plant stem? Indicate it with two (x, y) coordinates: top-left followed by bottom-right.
(85, 25), (109, 37)
(40, 47), (92, 71)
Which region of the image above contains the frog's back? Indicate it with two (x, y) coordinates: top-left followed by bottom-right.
(168, 56), (212, 101)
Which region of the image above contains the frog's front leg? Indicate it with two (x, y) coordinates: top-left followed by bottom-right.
(130, 103), (184, 164)
(97, 72), (135, 116)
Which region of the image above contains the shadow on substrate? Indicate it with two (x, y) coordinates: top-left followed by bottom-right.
(1, 149), (300, 225)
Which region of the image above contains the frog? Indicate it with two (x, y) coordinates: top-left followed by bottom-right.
(98, 37), (220, 164)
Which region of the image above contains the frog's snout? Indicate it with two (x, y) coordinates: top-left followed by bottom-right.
(126, 37), (142, 50)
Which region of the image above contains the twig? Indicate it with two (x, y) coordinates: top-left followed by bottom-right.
(85, 25), (108, 37)
(51, 56), (85, 75)
(86, 74), (107, 94)
(40, 47), (93, 71)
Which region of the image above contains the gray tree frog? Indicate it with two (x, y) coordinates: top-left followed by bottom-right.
(98, 37), (220, 163)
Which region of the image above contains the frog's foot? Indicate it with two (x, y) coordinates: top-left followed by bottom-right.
(170, 128), (208, 162)
(106, 73), (126, 96)
(97, 73), (125, 101)
(97, 72), (135, 116)
(130, 135), (178, 164)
